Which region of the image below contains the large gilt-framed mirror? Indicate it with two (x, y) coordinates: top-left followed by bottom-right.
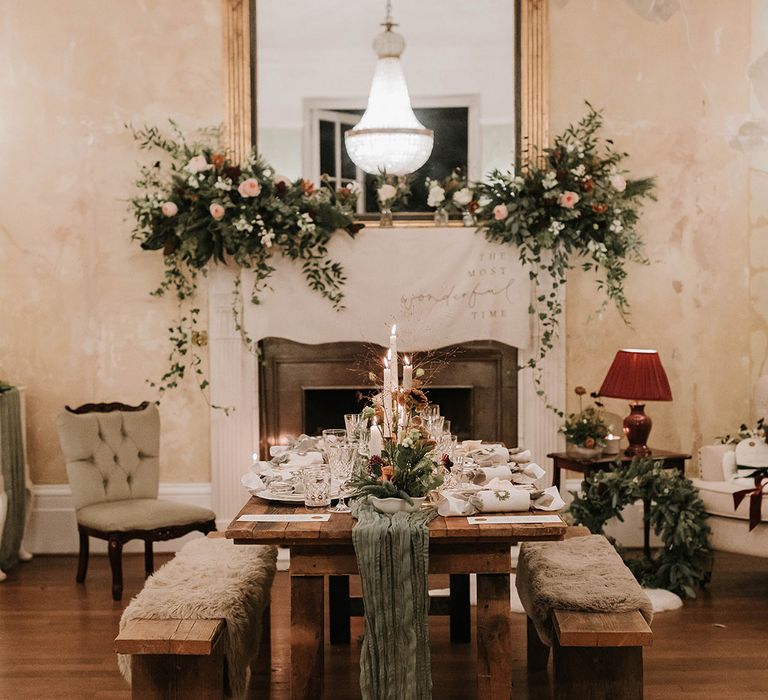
(222, 0), (548, 224)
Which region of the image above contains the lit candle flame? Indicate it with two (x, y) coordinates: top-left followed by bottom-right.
(391, 323), (397, 335)
(383, 357), (389, 369)
(404, 355), (411, 367)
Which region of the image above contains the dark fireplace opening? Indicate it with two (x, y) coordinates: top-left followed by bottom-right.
(303, 386), (474, 441)
(259, 338), (517, 458)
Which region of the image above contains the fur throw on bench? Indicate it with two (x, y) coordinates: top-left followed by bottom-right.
(117, 537), (277, 699)
(516, 534), (653, 646)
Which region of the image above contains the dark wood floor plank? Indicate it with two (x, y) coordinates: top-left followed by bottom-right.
(0, 552), (767, 698)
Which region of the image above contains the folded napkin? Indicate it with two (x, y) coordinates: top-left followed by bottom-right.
(436, 480), (565, 517)
(470, 462), (546, 486)
(509, 449), (532, 463)
(241, 471), (268, 493)
(469, 487), (531, 512)
(269, 434), (321, 457)
(273, 451), (323, 468)
(468, 444), (510, 467)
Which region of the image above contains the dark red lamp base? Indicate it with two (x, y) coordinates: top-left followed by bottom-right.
(623, 403), (653, 457)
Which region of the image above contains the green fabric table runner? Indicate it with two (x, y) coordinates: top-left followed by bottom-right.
(351, 499), (437, 700)
(0, 387), (26, 571)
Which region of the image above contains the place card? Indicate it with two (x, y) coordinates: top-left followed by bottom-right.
(237, 514), (331, 522)
(467, 515), (562, 524)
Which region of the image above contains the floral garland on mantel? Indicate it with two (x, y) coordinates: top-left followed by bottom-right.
(129, 105), (656, 407)
(128, 122), (361, 400)
(474, 104), (656, 413)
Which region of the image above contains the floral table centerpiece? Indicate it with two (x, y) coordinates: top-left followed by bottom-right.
(348, 325), (444, 512)
(560, 386), (610, 458)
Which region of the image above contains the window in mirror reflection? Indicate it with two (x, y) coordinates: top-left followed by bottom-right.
(311, 103), (473, 214)
(256, 0), (515, 218)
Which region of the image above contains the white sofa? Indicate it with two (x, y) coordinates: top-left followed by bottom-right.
(693, 444), (768, 558)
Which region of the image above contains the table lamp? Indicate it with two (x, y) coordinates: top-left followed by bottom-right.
(598, 349), (673, 457)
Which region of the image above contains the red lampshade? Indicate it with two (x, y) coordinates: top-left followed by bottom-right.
(598, 349), (672, 402)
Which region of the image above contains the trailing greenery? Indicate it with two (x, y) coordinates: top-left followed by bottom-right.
(568, 457), (711, 598)
(128, 121), (361, 396)
(475, 103), (656, 412)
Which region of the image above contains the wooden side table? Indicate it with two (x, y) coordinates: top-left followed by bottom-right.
(548, 448), (691, 557)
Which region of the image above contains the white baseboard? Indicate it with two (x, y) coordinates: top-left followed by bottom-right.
(23, 482), (215, 555)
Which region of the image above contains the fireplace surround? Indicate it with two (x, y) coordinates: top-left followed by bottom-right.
(258, 338), (518, 458)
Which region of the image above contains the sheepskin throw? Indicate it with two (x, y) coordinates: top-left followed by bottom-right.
(118, 537), (277, 699)
(352, 500), (436, 700)
(516, 534), (653, 646)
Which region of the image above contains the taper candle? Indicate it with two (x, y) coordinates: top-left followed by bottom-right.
(403, 356), (413, 390)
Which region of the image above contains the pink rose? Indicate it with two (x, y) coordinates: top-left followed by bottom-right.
(161, 201), (178, 217)
(209, 203), (225, 220)
(238, 178), (261, 198)
(493, 204), (509, 221)
(609, 174), (627, 192)
(559, 191), (581, 209)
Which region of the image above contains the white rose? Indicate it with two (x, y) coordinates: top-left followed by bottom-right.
(427, 185), (445, 207)
(453, 187), (473, 206)
(185, 155), (212, 174)
(377, 183), (397, 202)
(610, 174), (627, 192)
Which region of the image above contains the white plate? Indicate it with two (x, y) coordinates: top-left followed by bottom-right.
(252, 488), (348, 503)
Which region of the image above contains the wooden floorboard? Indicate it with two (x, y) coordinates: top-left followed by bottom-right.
(0, 551), (766, 698)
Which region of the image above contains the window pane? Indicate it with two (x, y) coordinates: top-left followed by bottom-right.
(319, 120), (336, 177)
(340, 124), (357, 181)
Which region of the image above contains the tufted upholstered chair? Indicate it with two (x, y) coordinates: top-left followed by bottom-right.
(56, 401), (216, 600)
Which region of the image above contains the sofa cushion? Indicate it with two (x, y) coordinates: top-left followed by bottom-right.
(692, 478), (768, 523)
(77, 498), (215, 532)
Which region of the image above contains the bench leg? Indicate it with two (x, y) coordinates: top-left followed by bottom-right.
(527, 616), (550, 671)
(251, 603), (272, 695)
(449, 573), (471, 643)
(131, 649), (224, 700)
(291, 575), (324, 700)
(329, 575), (351, 644)
(553, 644), (643, 700)
(76, 528), (89, 583)
(108, 537), (124, 601)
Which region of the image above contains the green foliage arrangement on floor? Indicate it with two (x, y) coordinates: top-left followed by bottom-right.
(568, 457), (711, 598)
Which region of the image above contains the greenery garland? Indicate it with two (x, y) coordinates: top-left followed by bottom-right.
(128, 122), (361, 397)
(475, 104), (656, 412)
(568, 457), (711, 598)
(130, 106), (656, 409)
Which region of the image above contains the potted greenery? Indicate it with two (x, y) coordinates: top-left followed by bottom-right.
(561, 386), (609, 458)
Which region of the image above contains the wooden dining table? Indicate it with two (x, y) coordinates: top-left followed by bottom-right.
(226, 498), (567, 700)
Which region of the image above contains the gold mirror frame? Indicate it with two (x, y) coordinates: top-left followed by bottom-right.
(221, 0), (548, 196)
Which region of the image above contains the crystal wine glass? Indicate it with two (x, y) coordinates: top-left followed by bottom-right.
(327, 441), (357, 513)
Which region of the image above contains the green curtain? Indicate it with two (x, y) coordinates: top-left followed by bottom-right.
(0, 387), (27, 571)
(352, 500), (436, 700)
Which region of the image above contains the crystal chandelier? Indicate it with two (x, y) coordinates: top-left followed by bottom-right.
(344, 1), (434, 176)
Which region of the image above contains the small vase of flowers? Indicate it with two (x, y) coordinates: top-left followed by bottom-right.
(374, 172), (411, 227)
(425, 169), (477, 227)
(561, 386), (609, 458)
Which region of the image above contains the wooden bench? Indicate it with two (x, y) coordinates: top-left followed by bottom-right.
(115, 536), (275, 699)
(115, 618), (228, 699)
(528, 609), (653, 700)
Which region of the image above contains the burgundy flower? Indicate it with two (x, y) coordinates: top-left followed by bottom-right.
(275, 180), (287, 199)
(441, 453), (454, 470)
(369, 455), (385, 470)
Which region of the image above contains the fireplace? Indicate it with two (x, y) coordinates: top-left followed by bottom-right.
(258, 338), (517, 457)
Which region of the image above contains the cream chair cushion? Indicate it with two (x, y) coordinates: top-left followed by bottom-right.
(77, 498), (215, 532)
(57, 405), (161, 510)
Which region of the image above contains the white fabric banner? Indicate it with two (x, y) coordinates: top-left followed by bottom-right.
(243, 226), (532, 350)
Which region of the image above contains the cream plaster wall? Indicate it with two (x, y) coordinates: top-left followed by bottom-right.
(0, 0), (223, 484)
(552, 0), (756, 457)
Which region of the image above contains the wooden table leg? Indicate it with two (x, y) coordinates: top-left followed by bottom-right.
(449, 573), (471, 643)
(477, 573), (512, 699)
(552, 461), (561, 490)
(290, 574), (324, 700)
(329, 575), (351, 645)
